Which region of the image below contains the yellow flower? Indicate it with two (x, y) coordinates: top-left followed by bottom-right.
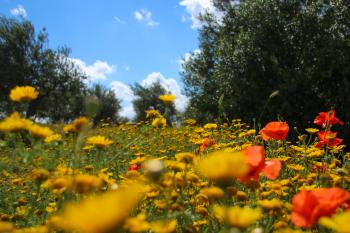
(72, 174), (102, 194)
(158, 94), (176, 104)
(27, 124), (54, 139)
(0, 112), (32, 133)
(150, 219), (177, 233)
(319, 210), (350, 233)
(196, 150), (249, 181)
(55, 183), (143, 233)
(152, 117), (167, 128)
(44, 134), (62, 143)
(184, 118), (196, 125)
(0, 221), (14, 233)
(226, 206), (262, 229)
(63, 116), (90, 133)
(9, 86), (39, 102)
(203, 123), (218, 130)
(200, 186), (225, 200)
(305, 128), (319, 134)
(145, 110), (162, 119)
(257, 198), (283, 210)
(86, 135), (113, 148)
(123, 213), (150, 233)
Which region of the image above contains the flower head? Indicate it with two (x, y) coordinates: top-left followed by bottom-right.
(0, 112), (33, 133)
(54, 183), (144, 233)
(260, 121), (289, 141)
(314, 110), (344, 128)
(316, 130), (343, 148)
(86, 135), (113, 148)
(291, 188), (350, 228)
(319, 210), (350, 233)
(196, 150), (249, 181)
(9, 86), (39, 102)
(158, 94), (176, 104)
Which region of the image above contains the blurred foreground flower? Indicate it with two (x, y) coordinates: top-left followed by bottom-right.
(0, 112), (32, 133)
(9, 86), (39, 102)
(196, 150), (248, 181)
(240, 146), (281, 182)
(260, 121), (289, 141)
(213, 205), (262, 229)
(291, 187), (349, 228)
(319, 210), (350, 233)
(53, 183), (144, 233)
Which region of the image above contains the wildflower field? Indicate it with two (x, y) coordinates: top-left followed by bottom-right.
(1, 87), (350, 233)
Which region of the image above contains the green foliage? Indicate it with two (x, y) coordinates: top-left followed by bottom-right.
(131, 82), (176, 122)
(182, 0), (350, 131)
(0, 16), (87, 121)
(87, 84), (122, 124)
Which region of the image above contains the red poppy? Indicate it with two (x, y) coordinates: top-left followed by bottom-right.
(314, 110), (344, 128)
(291, 188), (350, 228)
(240, 146), (281, 182)
(260, 122), (289, 141)
(262, 159), (282, 179)
(316, 130), (343, 148)
(128, 164), (142, 171)
(200, 138), (215, 152)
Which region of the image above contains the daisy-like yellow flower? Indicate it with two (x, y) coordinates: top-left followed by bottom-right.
(44, 134), (62, 143)
(54, 183), (143, 233)
(150, 219), (177, 233)
(158, 94), (176, 104)
(305, 128), (319, 134)
(257, 198), (283, 210)
(63, 116), (90, 133)
(227, 206), (261, 228)
(214, 205), (262, 229)
(200, 186), (225, 200)
(123, 213), (150, 233)
(319, 210), (350, 233)
(146, 110), (162, 119)
(27, 124), (54, 139)
(196, 150), (248, 181)
(152, 117), (167, 128)
(0, 221), (14, 232)
(86, 135), (113, 148)
(203, 123), (218, 130)
(0, 112), (33, 133)
(9, 86), (39, 102)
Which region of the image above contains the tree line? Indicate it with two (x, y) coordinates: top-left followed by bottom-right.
(0, 16), (175, 124)
(181, 0), (350, 141)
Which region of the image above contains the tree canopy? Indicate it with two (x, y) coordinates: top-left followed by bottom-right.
(131, 82), (176, 122)
(0, 16), (121, 123)
(182, 0), (350, 133)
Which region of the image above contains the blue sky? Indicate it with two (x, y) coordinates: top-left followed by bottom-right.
(0, 0), (217, 118)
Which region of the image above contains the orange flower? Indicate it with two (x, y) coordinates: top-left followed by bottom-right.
(316, 130), (343, 148)
(291, 188), (350, 228)
(200, 138), (215, 152)
(314, 110), (343, 128)
(240, 146), (281, 182)
(260, 122), (289, 141)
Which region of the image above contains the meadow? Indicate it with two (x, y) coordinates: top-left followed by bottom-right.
(0, 86), (349, 233)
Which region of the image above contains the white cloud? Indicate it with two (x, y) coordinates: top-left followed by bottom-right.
(110, 72), (189, 119)
(134, 9), (159, 27)
(70, 58), (115, 82)
(179, 0), (221, 28)
(179, 49), (201, 68)
(10, 4), (27, 18)
(114, 16), (126, 24)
